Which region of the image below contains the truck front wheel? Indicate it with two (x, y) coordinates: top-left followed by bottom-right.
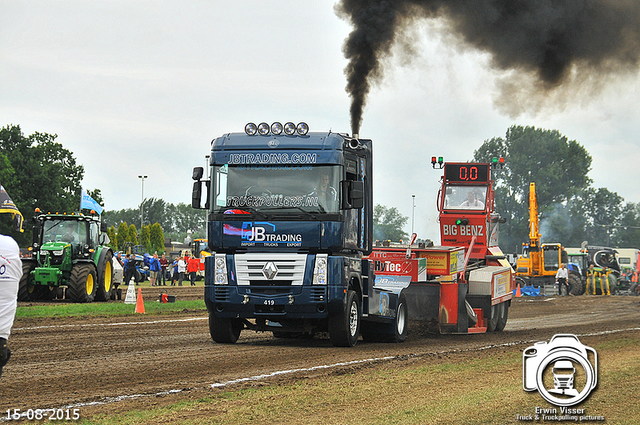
(208, 313), (242, 343)
(328, 289), (361, 347)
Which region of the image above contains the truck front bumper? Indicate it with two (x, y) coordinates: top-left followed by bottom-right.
(205, 284), (345, 320)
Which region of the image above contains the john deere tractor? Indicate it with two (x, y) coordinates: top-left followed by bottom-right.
(19, 211), (115, 303)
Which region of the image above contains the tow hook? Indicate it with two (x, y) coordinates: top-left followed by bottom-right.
(242, 294), (250, 305)
(288, 295), (294, 305)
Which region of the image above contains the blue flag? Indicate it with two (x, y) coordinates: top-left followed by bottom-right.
(81, 189), (104, 215)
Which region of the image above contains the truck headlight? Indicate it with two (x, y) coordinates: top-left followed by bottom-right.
(313, 254), (328, 285)
(52, 250), (64, 256)
(214, 254), (228, 285)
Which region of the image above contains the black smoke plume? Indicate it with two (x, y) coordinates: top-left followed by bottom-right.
(336, 0), (640, 135)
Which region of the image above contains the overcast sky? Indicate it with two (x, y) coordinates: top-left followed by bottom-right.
(2, 1), (639, 242)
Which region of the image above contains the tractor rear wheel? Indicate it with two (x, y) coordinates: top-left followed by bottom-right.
(18, 262), (37, 301)
(568, 273), (583, 296)
(95, 251), (114, 301)
(67, 264), (98, 303)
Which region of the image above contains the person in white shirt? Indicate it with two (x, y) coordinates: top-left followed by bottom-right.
(0, 234), (21, 378)
(555, 263), (569, 296)
(177, 256), (187, 286)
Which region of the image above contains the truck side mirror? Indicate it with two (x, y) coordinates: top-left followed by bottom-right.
(192, 181), (203, 209)
(341, 180), (365, 209)
(350, 181), (364, 209)
(192, 167), (204, 180)
(100, 222), (108, 232)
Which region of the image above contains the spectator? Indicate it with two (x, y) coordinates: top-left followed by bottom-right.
(159, 254), (169, 286)
(555, 263), (569, 295)
(187, 255), (199, 286)
(0, 234), (21, 379)
(171, 258), (179, 286)
(124, 254), (138, 286)
(115, 252), (124, 267)
(177, 256), (186, 286)
(149, 253), (161, 287)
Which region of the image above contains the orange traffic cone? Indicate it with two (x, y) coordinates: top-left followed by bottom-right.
(135, 288), (145, 314)
(515, 284), (522, 298)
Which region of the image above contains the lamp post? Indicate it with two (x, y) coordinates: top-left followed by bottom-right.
(138, 175), (147, 230)
(411, 194), (416, 236)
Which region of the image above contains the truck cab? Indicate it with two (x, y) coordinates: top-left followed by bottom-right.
(192, 123), (405, 346)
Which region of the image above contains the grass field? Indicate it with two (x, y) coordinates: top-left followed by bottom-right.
(15, 299), (206, 318)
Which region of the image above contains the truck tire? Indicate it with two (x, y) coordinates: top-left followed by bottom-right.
(67, 264), (98, 303)
(389, 293), (408, 343)
(495, 302), (509, 332)
(328, 289), (361, 347)
(95, 251), (114, 302)
(208, 313), (242, 343)
(18, 262), (37, 301)
(630, 282), (639, 296)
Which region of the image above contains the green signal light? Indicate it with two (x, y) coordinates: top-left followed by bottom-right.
(456, 219), (462, 225)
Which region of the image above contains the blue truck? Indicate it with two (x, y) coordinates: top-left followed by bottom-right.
(191, 122), (408, 346)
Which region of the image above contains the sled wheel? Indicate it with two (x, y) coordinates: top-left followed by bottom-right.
(495, 302), (509, 332)
(488, 302), (502, 332)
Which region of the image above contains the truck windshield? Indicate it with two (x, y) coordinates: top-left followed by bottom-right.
(443, 185), (488, 210)
(211, 164), (342, 214)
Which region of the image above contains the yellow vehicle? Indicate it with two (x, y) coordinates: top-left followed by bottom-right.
(515, 183), (582, 295)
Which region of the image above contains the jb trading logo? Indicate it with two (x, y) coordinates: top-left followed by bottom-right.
(517, 334), (604, 422)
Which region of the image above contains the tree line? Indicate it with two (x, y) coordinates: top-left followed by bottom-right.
(2, 124), (638, 253)
(0, 125), (206, 250)
(474, 125), (640, 253)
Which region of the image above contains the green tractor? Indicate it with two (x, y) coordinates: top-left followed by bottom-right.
(19, 211), (116, 302)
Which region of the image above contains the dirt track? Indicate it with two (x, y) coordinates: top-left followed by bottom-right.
(2, 289), (640, 421)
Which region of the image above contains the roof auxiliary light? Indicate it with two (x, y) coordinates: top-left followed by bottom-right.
(271, 122), (283, 135)
(284, 122), (296, 135)
(296, 122), (309, 136)
(257, 122), (270, 136)
(245, 122), (258, 136)
(245, 121), (309, 136)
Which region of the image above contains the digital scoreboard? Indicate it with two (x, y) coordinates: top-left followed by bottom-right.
(444, 163), (490, 183)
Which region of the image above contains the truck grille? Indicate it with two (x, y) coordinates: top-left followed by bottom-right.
(235, 253), (307, 286)
(310, 287), (326, 302)
(214, 286), (230, 302)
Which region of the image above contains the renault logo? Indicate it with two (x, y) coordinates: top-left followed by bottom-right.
(262, 262), (278, 280)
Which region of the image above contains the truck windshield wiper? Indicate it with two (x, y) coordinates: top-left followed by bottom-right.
(262, 206), (325, 220)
